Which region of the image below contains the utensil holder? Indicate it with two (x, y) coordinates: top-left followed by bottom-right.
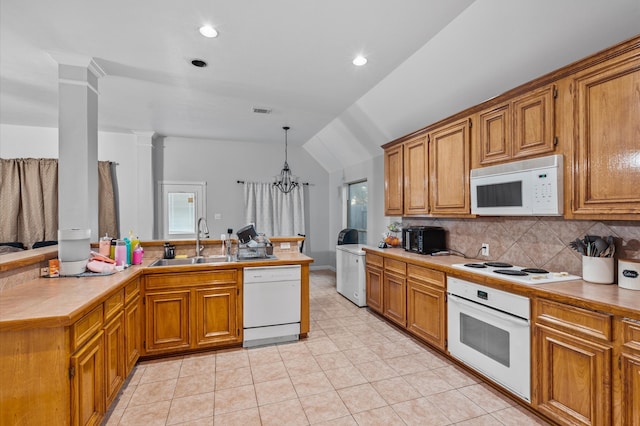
(582, 255), (614, 284)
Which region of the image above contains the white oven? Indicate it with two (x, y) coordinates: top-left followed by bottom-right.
(447, 277), (531, 401)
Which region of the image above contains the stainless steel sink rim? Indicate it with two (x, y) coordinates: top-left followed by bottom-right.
(148, 254), (278, 267)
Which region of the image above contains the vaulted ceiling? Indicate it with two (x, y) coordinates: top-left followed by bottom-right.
(1, 0), (638, 172)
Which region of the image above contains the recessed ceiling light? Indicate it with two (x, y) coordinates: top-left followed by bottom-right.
(352, 55), (367, 66)
(199, 25), (218, 38)
(191, 59), (208, 67)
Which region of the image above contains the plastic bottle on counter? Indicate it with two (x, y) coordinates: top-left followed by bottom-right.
(110, 238), (117, 260)
(99, 233), (111, 257)
(132, 243), (144, 265)
(114, 240), (127, 267)
(124, 237), (131, 265)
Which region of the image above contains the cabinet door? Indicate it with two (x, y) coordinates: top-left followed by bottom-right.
(534, 324), (612, 426)
(621, 352), (640, 426)
(620, 319), (640, 426)
(429, 118), (471, 215)
(145, 291), (190, 354)
(403, 135), (429, 215)
(195, 286), (240, 347)
(572, 56), (640, 216)
(512, 84), (556, 159)
(124, 295), (141, 375)
(383, 272), (406, 327)
(406, 279), (445, 350)
(365, 265), (383, 314)
(384, 144), (404, 215)
(478, 103), (511, 165)
(103, 312), (125, 408)
(70, 331), (104, 426)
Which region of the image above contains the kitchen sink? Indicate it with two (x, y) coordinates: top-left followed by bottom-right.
(149, 256), (230, 267)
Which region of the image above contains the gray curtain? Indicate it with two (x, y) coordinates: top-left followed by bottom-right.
(0, 158), (118, 249)
(243, 182), (305, 237)
(98, 161), (119, 239)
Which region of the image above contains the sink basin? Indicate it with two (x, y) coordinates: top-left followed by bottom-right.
(149, 256), (230, 267)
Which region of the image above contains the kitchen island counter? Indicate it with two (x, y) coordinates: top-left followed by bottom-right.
(0, 251), (313, 332)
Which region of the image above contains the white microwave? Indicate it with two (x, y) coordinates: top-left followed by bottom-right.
(470, 154), (563, 216)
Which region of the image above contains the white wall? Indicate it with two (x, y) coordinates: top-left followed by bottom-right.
(0, 123), (139, 238)
(327, 153), (386, 269)
(149, 135), (333, 266)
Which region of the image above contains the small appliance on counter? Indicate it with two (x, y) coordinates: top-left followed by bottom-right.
(337, 228), (358, 245)
(58, 228), (91, 275)
(402, 226), (446, 255)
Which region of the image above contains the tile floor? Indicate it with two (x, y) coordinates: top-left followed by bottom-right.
(103, 269), (551, 425)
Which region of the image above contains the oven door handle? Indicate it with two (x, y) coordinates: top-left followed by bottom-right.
(448, 293), (529, 326)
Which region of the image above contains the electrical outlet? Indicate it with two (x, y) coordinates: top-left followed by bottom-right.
(40, 267), (49, 277)
(481, 243), (489, 257)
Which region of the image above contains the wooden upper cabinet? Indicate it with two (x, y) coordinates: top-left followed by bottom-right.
(477, 84), (555, 166)
(512, 85), (556, 159)
(403, 135), (429, 215)
(384, 144), (403, 215)
(478, 102), (511, 165)
(429, 118), (471, 215)
(571, 53), (640, 216)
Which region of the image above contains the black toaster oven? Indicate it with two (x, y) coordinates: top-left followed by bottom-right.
(402, 226), (446, 254)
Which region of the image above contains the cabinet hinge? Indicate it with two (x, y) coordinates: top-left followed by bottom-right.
(553, 136), (558, 146)
(619, 356), (622, 370)
(237, 288), (240, 296)
(553, 85), (558, 98)
(143, 340), (146, 349)
(468, 117), (472, 128)
(427, 134), (431, 143)
(68, 366), (75, 379)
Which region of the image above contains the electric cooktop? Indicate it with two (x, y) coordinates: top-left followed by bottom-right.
(451, 262), (581, 285)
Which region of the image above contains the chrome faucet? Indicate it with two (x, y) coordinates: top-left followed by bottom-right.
(196, 217), (209, 257)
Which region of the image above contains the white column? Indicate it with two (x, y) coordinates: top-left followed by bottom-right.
(50, 53), (105, 241)
(133, 131), (156, 240)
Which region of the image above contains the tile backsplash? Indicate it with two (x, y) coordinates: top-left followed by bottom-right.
(402, 217), (640, 277)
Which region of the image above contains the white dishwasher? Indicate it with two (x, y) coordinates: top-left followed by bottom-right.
(243, 265), (301, 348)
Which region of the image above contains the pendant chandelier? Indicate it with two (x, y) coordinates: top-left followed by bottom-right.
(273, 126), (299, 193)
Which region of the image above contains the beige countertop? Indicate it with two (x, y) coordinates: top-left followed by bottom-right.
(0, 251), (313, 332)
(364, 246), (640, 319)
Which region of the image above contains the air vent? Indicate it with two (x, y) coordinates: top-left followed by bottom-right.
(252, 107), (272, 114)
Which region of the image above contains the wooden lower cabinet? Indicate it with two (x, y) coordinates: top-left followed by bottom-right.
(143, 270), (242, 355)
(145, 290), (191, 354)
(406, 265), (446, 351)
(103, 312), (125, 408)
(366, 253), (446, 350)
(618, 318), (640, 426)
(383, 272), (406, 327)
(382, 258), (407, 327)
(532, 298), (613, 426)
(195, 285), (240, 347)
(70, 330), (105, 426)
(365, 253), (383, 314)
(124, 295), (142, 374)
